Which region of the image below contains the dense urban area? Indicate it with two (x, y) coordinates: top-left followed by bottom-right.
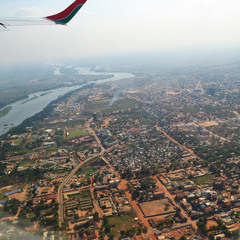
(1, 61), (240, 240)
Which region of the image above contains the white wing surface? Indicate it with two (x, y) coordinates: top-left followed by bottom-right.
(0, 0), (88, 31)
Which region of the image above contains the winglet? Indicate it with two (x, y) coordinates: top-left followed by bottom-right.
(46, 0), (88, 25)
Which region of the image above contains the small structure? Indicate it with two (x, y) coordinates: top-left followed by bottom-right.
(153, 188), (165, 199)
(4, 189), (22, 197)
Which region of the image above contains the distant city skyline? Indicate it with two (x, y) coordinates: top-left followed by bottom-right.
(1, 0), (240, 66)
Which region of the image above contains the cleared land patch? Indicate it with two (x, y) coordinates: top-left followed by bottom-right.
(107, 210), (139, 237)
(139, 198), (175, 218)
(207, 219), (219, 230)
(199, 121), (218, 127)
(193, 174), (215, 186)
(156, 225), (195, 239)
(85, 98), (140, 113)
(14, 139), (22, 146)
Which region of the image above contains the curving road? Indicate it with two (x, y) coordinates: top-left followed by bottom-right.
(58, 153), (101, 226)
(58, 118), (106, 227)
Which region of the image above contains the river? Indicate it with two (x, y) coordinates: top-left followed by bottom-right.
(0, 68), (134, 136)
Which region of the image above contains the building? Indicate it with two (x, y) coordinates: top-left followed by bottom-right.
(213, 180), (224, 190)
(153, 188), (165, 199)
(4, 189), (22, 197)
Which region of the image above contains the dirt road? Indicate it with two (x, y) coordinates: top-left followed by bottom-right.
(156, 124), (198, 159)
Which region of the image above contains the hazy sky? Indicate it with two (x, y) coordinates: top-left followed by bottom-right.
(1, 0), (240, 66)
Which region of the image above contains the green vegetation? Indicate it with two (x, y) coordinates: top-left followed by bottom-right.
(0, 168), (44, 188)
(14, 139), (22, 146)
(121, 166), (152, 180)
(80, 190), (91, 199)
(68, 128), (87, 139)
(76, 167), (98, 179)
(85, 98), (140, 113)
(2, 198), (20, 216)
(195, 140), (240, 168)
(40, 91), (51, 97)
(157, 217), (174, 228)
(17, 199), (60, 231)
(0, 106), (12, 118)
(3, 63), (240, 239)
(6, 89), (78, 136)
(21, 96), (39, 104)
(128, 177), (156, 200)
(0, 162), (6, 177)
(1, 141), (32, 157)
(73, 221), (95, 238)
(0, 88), (28, 109)
(18, 159), (36, 168)
(0, 65), (84, 109)
(74, 144), (91, 153)
(107, 211), (139, 237)
(197, 217), (237, 238)
(84, 169), (98, 179)
(85, 99), (109, 112)
(193, 174), (215, 186)
(106, 99), (139, 112)
(78, 158), (105, 173)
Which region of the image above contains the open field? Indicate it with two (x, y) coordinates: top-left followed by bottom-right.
(107, 210), (139, 237)
(0, 186), (13, 200)
(80, 190), (91, 199)
(139, 198), (175, 218)
(13, 139), (22, 145)
(166, 92), (180, 95)
(75, 158), (106, 176)
(85, 98), (140, 113)
(199, 121), (218, 127)
(8, 186), (28, 201)
(193, 174), (215, 186)
(84, 169), (98, 180)
(207, 219), (219, 230)
(18, 159), (36, 167)
(0, 184), (26, 201)
(85, 99), (109, 112)
(68, 128), (87, 139)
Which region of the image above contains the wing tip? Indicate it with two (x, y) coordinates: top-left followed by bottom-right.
(0, 23), (9, 31)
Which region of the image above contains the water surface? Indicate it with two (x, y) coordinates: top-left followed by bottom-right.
(0, 68), (134, 136)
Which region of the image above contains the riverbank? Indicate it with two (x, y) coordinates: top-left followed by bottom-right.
(5, 86), (85, 137)
(21, 96), (38, 105)
(0, 69), (135, 136)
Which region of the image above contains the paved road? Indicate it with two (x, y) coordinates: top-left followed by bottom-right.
(57, 153), (101, 226)
(101, 156), (157, 240)
(57, 118), (194, 239)
(58, 118), (107, 226)
(86, 118), (105, 153)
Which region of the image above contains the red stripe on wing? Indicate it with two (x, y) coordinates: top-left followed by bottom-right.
(46, 0), (87, 21)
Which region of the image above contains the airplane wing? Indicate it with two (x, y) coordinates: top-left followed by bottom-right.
(0, 23), (9, 31)
(0, 0), (87, 31)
